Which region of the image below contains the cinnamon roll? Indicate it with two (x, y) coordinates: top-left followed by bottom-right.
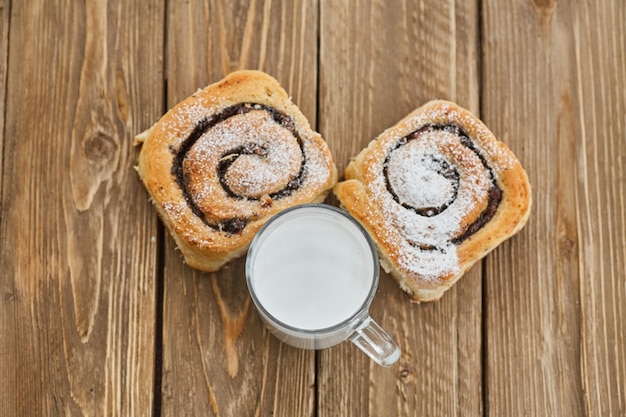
(334, 100), (531, 302)
(136, 70), (338, 272)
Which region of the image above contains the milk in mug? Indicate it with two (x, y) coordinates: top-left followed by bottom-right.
(246, 204), (400, 367)
(248, 207), (374, 330)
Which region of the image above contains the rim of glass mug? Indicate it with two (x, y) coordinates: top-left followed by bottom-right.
(245, 203), (380, 335)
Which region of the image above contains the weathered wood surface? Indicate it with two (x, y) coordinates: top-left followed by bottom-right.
(0, 1), (163, 415)
(482, 1), (626, 415)
(318, 1), (483, 416)
(0, 0), (7, 181)
(159, 1), (317, 416)
(0, 0), (624, 416)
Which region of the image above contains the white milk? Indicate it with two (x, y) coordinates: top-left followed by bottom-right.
(249, 210), (374, 330)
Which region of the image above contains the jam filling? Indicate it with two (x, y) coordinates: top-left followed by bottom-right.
(383, 124), (502, 246)
(171, 103), (306, 234)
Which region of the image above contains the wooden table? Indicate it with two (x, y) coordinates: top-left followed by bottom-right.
(1, 1), (624, 416)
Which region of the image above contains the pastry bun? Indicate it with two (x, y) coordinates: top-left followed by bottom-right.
(334, 100), (531, 302)
(136, 70), (338, 272)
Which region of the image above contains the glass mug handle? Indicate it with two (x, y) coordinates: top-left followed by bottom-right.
(349, 316), (401, 367)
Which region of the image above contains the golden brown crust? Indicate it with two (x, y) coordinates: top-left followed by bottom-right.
(136, 70), (338, 272)
(334, 100), (531, 302)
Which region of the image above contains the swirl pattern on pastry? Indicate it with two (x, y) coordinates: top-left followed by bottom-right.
(136, 71), (337, 272)
(334, 100), (531, 302)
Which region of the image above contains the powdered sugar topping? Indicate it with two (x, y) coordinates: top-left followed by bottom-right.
(188, 110), (302, 200)
(369, 127), (494, 281)
(165, 105), (333, 222)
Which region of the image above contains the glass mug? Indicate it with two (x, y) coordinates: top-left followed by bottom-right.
(245, 203), (400, 367)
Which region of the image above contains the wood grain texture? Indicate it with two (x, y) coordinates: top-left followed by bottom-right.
(0, 0), (7, 184)
(482, 0), (626, 415)
(318, 1), (482, 415)
(160, 1), (318, 415)
(1, 1), (625, 415)
(0, 1), (163, 415)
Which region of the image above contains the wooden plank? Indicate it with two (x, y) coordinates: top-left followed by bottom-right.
(0, 1), (163, 415)
(0, 0), (8, 182)
(160, 1), (318, 415)
(482, 0), (626, 415)
(574, 3), (626, 413)
(318, 1), (482, 415)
